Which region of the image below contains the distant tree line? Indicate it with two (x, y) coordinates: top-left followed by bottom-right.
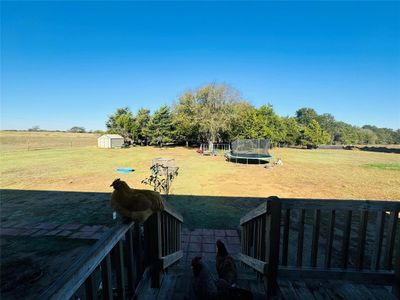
(26, 125), (104, 134)
(105, 83), (400, 148)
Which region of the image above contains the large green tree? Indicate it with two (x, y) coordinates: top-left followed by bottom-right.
(299, 119), (331, 148)
(106, 107), (135, 142)
(172, 92), (200, 145)
(295, 108), (318, 126)
(195, 84), (242, 143)
(148, 105), (174, 145)
(133, 108), (151, 145)
(69, 126), (85, 133)
(174, 83), (244, 143)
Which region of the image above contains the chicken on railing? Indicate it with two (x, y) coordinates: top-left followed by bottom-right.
(110, 178), (164, 223)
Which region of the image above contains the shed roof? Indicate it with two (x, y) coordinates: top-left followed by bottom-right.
(98, 134), (124, 139)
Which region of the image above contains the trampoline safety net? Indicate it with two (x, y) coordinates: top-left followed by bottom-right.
(231, 139), (271, 157)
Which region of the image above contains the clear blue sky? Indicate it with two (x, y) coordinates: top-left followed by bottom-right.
(1, 1), (399, 131)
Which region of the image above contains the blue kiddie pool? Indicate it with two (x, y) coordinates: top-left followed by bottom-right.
(116, 167), (135, 174)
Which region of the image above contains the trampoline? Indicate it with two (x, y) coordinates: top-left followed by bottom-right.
(225, 139), (272, 164)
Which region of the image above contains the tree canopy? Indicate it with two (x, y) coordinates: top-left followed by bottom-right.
(105, 83), (399, 146)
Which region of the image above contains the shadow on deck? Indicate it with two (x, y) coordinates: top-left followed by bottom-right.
(1, 190), (399, 299)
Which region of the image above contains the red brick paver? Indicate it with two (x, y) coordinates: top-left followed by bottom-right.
(181, 228), (242, 266)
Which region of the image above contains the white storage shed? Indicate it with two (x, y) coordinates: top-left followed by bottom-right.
(97, 134), (124, 148)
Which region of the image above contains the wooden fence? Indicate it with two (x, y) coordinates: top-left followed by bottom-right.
(239, 197), (400, 298)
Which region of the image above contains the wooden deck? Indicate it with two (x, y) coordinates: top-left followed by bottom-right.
(33, 197), (398, 300)
(136, 227), (398, 300)
(137, 252), (397, 300)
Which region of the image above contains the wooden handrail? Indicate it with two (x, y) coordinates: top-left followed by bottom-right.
(278, 198), (400, 210)
(164, 200), (183, 222)
(39, 222), (134, 300)
(162, 250), (184, 269)
(240, 202), (267, 225)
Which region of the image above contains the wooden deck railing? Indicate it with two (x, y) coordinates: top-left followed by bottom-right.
(39, 202), (183, 300)
(239, 197), (400, 298)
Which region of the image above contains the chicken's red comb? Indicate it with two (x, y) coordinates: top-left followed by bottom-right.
(191, 256), (202, 266)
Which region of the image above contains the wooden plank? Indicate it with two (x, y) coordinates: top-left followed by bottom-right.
(162, 250), (183, 269)
(278, 266), (395, 284)
(279, 198), (400, 211)
(144, 213), (162, 288)
(277, 279), (300, 300)
(291, 280), (316, 300)
(242, 223), (246, 255)
(282, 208), (290, 266)
(341, 210), (352, 269)
(39, 222), (134, 300)
(252, 219), (256, 257)
(133, 223), (144, 282)
(161, 213), (166, 256)
(394, 226), (400, 299)
(331, 282), (365, 300)
(355, 284), (379, 300)
(356, 210), (368, 270)
(310, 209), (321, 268)
(257, 217), (262, 260)
(240, 202), (267, 225)
(316, 280), (344, 300)
(84, 273), (97, 300)
(371, 211), (385, 271)
(125, 227), (136, 297)
(265, 198), (282, 297)
(113, 241), (126, 300)
(238, 253), (267, 274)
(177, 222), (181, 251)
(303, 279), (334, 300)
(297, 209), (306, 267)
(133, 267), (151, 299)
(368, 285), (397, 300)
(260, 213), (266, 262)
(383, 210), (399, 270)
(324, 210), (335, 269)
(156, 212), (162, 259)
(101, 253), (113, 300)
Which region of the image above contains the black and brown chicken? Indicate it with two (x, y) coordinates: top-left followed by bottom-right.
(110, 178), (164, 223)
(216, 240), (238, 286)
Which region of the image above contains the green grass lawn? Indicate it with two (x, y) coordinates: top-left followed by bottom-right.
(1, 131), (399, 230)
(362, 162), (400, 171)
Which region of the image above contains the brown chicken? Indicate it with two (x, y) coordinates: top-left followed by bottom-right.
(110, 178), (164, 223)
(216, 240), (238, 286)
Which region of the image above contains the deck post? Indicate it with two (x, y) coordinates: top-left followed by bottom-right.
(144, 212), (163, 288)
(264, 197), (281, 298)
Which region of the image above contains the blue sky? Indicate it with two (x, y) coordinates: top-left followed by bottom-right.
(1, 1), (399, 131)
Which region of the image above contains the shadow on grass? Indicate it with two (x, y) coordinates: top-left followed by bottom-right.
(0, 189), (266, 229)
